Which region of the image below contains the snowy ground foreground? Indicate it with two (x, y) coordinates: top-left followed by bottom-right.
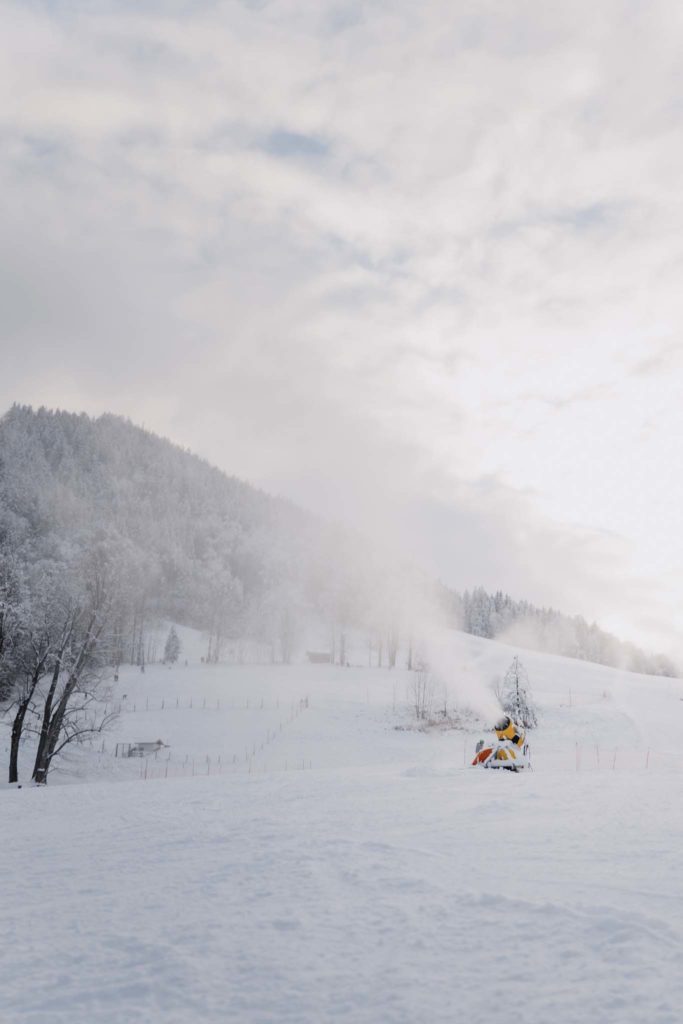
(3, 631), (683, 1024)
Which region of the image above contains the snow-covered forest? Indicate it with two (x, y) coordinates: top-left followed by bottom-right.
(454, 587), (677, 676)
(0, 404), (437, 668)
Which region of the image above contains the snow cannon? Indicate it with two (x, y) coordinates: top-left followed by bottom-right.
(472, 715), (530, 772)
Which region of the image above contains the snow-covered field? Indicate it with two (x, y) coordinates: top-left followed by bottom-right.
(3, 631), (683, 1023)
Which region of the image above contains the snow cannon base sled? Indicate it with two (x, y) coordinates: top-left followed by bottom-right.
(472, 716), (530, 772)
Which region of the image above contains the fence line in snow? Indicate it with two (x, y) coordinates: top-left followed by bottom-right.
(569, 742), (678, 772)
(136, 752), (314, 781)
(104, 694), (299, 716)
(123, 696), (311, 782)
(457, 733), (680, 774)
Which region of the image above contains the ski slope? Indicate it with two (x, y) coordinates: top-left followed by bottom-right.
(3, 631), (683, 1024)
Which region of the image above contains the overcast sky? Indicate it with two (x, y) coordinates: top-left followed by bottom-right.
(2, 0), (683, 655)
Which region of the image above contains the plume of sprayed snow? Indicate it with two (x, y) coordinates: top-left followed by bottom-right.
(421, 621), (502, 723)
(496, 617), (553, 657)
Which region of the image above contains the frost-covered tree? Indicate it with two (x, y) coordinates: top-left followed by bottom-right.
(5, 561), (65, 783)
(30, 545), (119, 784)
(0, 549), (25, 704)
(464, 587), (494, 638)
(0, 546), (118, 784)
(500, 656), (538, 729)
(163, 626), (181, 664)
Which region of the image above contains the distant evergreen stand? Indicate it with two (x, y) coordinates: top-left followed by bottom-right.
(501, 656), (538, 728)
(164, 626), (181, 665)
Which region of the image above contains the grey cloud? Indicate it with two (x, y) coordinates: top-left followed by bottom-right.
(323, 5), (365, 35)
(263, 130), (330, 160)
(509, 385), (613, 414)
(630, 342), (683, 377)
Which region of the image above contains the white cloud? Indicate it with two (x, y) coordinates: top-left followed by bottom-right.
(2, 0), (683, 653)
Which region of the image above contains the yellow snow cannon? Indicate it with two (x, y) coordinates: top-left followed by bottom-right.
(472, 715), (530, 772)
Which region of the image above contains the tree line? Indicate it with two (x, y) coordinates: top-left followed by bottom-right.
(451, 587), (677, 677)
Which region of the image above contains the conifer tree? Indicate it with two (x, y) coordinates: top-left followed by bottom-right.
(164, 626), (181, 665)
(501, 656), (538, 728)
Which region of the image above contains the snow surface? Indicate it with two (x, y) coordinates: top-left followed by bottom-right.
(3, 631), (683, 1023)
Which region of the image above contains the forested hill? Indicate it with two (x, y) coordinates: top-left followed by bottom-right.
(0, 405), (677, 677)
(0, 405), (426, 665)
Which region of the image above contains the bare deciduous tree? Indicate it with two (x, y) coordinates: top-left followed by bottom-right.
(409, 670), (434, 721)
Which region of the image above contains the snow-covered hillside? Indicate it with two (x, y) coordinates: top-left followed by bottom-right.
(3, 631), (683, 1023)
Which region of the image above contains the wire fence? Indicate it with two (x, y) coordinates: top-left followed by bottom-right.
(553, 684), (683, 709)
(457, 731), (682, 774)
(115, 696), (311, 782)
(568, 741), (681, 773)
(135, 751), (314, 781)
(98, 687), (683, 781)
(104, 695), (293, 715)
